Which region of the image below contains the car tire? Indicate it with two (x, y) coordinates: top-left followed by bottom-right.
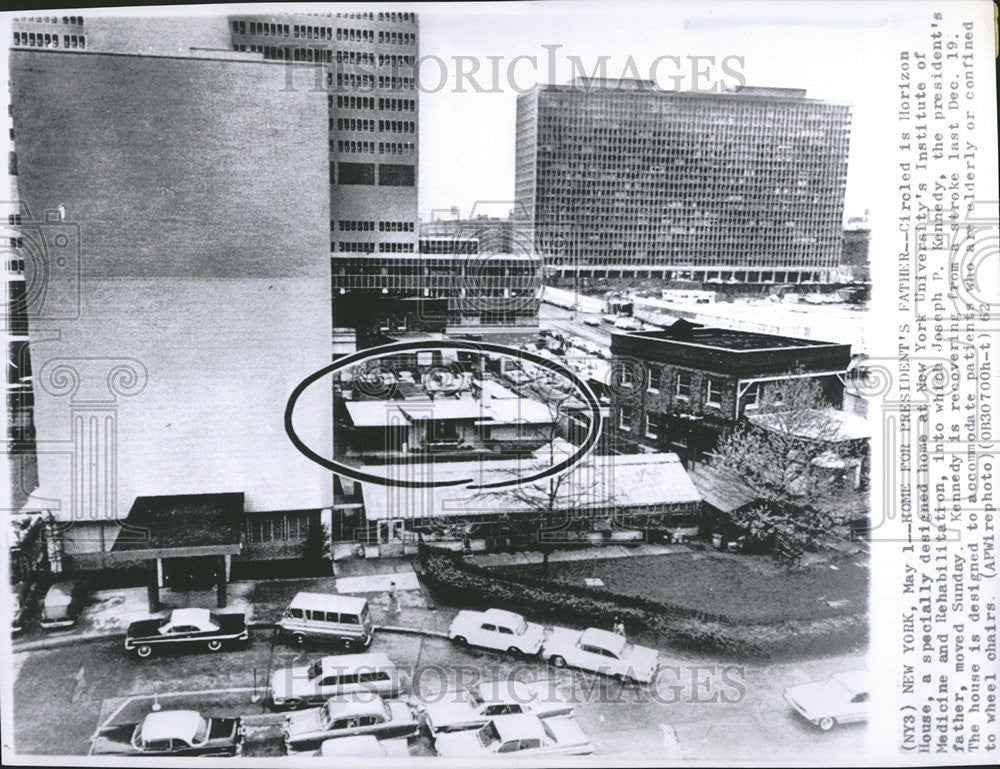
(616, 673), (631, 685)
(136, 644), (153, 659)
(507, 646), (522, 657)
(551, 655), (566, 668)
(818, 717), (835, 731)
(453, 636), (467, 647)
(292, 633), (306, 647)
(207, 639), (223, 652)
(284, 699), (304, 711)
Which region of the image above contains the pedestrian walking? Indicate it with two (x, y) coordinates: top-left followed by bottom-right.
(387, 580), (399, 615)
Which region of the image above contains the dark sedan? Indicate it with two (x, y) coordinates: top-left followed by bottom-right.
(124, 607), (248, 658)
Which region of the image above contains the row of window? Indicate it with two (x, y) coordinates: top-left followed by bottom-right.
(337, 241), (376, 253)
(13, 31), (85, 48)
(380, 142), (415, 155)
(337, 11), (416, 22)
(334, 75), (417, 91)
(379, 242), (415, 253)
(334, 119), (415, 134)
(379, 31), (416, 45)
(334, 162), (414, 187)
(336, 118), (376, 132)
(243, 511), (312, 544)
(15, 15), (82, 24)
(334, 220), (414, 233)
(620, 367), (734, 406)
(334, 96), (416, 112)
(336, 140), (375, 154)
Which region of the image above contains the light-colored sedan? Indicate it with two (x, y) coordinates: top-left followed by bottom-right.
(541, 627), (660, 684)
(283, 693), (418, 752)
(783, 670), (870, 730)
(315, 734), (409, 757)
(421, 679), (573, 734)
(448, 609), (545, 657)
(434, 713), (593, 757)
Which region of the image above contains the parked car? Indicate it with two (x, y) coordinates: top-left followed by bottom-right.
(39, 580), (86, 631)
(315, 734), (410, 757)
(582, 316), (601, 327)
(433, 713), (593, 757)
(448, 609), (545, 657)
(541, 627), (659, 684)
(278, 592), (373, 649)
(421, 679), (573, 734)
(283, 693), (418, 752)
(11, 591), (26, 636)
(783, 670), (870, 730)
(91, 710), (242, 756)
(124, 607), (248, 659)
(270, 652), (401, 710)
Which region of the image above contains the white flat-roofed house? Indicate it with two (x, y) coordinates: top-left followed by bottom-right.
(339, 393), (556, 460)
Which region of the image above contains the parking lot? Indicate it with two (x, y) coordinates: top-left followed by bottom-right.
(13, 627), (867, 759)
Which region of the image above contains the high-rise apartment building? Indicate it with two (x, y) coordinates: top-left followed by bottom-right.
(515, 79), (852, 285)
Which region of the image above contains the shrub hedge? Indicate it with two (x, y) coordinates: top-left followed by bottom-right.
(418, 544), (867, 660)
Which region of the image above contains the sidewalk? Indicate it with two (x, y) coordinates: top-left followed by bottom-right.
(14, 556), (453, 651)
(13, 546), (691, 652)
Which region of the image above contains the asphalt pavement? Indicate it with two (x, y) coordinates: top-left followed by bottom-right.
(12, 626), (867, 760)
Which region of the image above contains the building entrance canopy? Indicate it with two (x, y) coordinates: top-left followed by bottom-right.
(109, 492), (243, 561)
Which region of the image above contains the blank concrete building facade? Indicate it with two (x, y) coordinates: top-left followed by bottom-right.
(516, 79), (852, 285)
(10, 48), (333, 600)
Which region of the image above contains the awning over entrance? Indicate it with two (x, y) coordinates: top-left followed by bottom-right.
(110, 492), (244, 561)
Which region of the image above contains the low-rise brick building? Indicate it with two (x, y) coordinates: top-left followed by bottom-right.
(609, 320), (852, 464)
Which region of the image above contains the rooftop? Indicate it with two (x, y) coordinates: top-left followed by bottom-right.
(620, 321), (836, 351)
(140, 710), (204, 744)
(747, 408), (872, 442)
(343, 395), (553, 428)
(358, 452), (701, 520)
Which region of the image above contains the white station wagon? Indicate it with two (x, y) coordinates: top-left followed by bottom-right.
(448, 609), (545, 657)
(541, 627), (660, 684)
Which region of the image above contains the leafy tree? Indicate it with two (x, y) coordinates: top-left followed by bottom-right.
(711, 376), (860, 563)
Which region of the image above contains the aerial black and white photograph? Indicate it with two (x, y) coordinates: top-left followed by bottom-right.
(1, 1), (997, 766)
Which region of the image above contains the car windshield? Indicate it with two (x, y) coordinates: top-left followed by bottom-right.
(477, 722), (500, 748)
(830, 677), (858, 699)
(514, 619), (528, 635)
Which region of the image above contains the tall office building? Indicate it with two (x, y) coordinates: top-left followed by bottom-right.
(515, 78), (852, 285)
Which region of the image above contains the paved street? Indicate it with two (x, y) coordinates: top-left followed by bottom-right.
(12, 628), (866, 759)
(540, 303), (614, 349)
